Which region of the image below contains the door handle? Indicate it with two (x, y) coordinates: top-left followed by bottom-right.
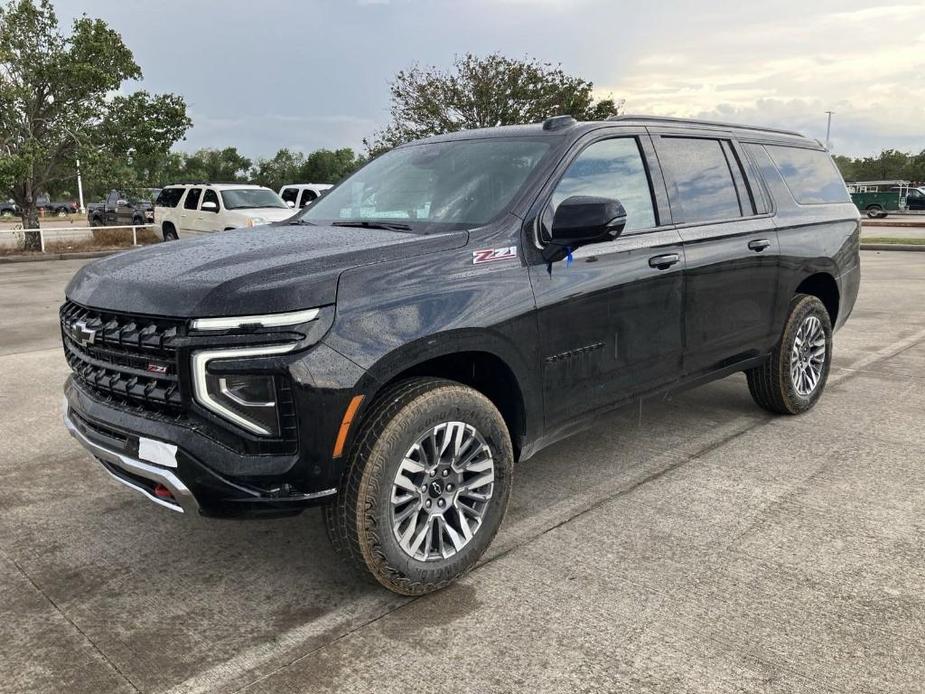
(748, 239), (771, 252)
(648, 253), (680, 270)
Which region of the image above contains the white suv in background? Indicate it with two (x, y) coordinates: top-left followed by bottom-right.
(279, 183), (333, 210)
(154, 183), (294, 240)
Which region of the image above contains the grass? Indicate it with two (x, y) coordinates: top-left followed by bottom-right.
(0, 228), (159, 256)
(861, 236), (925, 245)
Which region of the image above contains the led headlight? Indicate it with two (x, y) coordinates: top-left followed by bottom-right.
(191, 343), (296, 436)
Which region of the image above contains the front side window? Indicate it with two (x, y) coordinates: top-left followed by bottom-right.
(299, 138), (552, 229)
(658, 137), (743, 223)
(765, 145), (849, 204)
(201, 189), (220, 210)
(548, 137), (656, 233)
(281, 188), (298, 204)
(221, 189), (288, 210)
(184, 188), (202, 210)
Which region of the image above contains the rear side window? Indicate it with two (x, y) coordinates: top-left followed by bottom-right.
(657, 137), (742, 224)
(299, 189), (318, 207)
(184, 188), (202, 210)
(765, 145), (850, 204)
(155, 187), (184, 208)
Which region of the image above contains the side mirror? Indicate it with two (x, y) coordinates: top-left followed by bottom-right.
(116, 199), (129, 207)
(550, 195), (627, 247)
(286, 200), (295, 208)
(201, 201), (218, 212)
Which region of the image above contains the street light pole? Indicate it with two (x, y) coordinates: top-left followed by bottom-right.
(824, 111), (834, 151)
(75, 157), (85, 214)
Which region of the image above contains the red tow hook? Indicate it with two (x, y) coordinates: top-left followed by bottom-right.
(153, 484), (175, 500)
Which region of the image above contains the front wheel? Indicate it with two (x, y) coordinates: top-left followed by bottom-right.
(747, 294), (832, 415)
(324, 378), (514, 595)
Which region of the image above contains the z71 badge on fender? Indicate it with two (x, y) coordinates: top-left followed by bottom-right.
(473, 246), (517, 264)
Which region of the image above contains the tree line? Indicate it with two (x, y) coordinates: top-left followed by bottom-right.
(833, 150), (925, 184)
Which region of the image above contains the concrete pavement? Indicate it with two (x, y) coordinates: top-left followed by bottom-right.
(0, 252), (923, 693)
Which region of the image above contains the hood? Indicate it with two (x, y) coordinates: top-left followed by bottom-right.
(229, 207), (294, 222)
(66, 224), (468, 317)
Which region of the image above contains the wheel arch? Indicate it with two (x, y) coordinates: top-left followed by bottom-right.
(361, 340), (535, 461)
(795, 272), (839, 325)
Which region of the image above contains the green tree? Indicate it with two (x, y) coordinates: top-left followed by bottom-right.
(0, 0), (190, 246)
(366, 53), (620, 153)
(179, 147), (252, 183)
(252, 148), (305, 192)
(299, 148), (364, 183)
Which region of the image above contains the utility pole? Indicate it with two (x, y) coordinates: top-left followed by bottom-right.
(824, 111), (834, 151)
(76, 158), (85, 214)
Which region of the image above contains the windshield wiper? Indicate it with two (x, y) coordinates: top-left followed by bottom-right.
(331, 220), (413, 231)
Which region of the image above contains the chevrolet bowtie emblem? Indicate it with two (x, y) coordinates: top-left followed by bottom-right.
(67, 319), (97, 348)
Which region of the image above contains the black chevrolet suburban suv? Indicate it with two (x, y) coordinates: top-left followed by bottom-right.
(61, 115), (860, 594)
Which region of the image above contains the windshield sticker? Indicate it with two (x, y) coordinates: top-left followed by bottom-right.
(473, 246), (517, 265)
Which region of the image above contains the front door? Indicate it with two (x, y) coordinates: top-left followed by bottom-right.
(650, 132), (780, 377)
(529, 134), (686, 429)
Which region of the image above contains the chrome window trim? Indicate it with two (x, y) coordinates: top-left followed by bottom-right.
(191, 307), (320, 331)
(191, 343), (297, 435)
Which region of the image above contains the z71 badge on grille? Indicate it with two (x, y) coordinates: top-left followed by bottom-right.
(472, 246), (517, 264)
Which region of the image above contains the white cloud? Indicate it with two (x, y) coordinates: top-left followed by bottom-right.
(596, 1), (925, 155)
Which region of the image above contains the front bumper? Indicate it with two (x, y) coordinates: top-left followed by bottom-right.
(64, 378), (338, 518)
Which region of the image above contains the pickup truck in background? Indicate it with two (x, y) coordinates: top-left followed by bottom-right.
(88, 189), (158, 227)
(847, 180), (925, 218)
(35, 195), (78, 215)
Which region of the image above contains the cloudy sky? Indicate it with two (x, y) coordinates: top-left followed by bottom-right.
(56, 0), (925, 159)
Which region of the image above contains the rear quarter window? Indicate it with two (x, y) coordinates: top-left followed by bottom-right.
(765, 145), (850, 204)
(155, 188), (185, 208)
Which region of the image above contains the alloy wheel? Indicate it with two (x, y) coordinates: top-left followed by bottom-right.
(390, 421), (495, 561)
(790, 314), (826, 396)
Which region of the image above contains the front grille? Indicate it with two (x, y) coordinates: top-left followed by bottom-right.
(61, 301), (185, 413)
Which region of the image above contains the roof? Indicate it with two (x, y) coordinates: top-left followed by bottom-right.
(280, 183), (334, 189)
(407, 114), (814, 147)
(163, 182), (267, 190)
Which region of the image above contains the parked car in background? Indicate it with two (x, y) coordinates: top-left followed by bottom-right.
(61, 115), (859, 595)
(279, 183), (333, 209)
(154, 183), (293, 240)
(35, 195), (78, 215)
(0, 200), (20, 216)
(88, 189), (157, 227)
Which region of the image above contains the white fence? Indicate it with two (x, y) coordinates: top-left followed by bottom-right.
(0, 224), (156, 253)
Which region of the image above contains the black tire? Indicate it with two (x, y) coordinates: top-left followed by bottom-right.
(132, 215), (143, 226)
(162, 224), (178, 241)
(324, 378), (514, 595)
(90, 216), (103, 227)
(747, 294), (832, 415)
(865, 204), (885, 219)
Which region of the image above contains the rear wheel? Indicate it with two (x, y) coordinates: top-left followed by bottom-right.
(865, 204), (886, 219)
(90, 216), (103, 227)
(324, 378), (513, 595)
(747, 294), (832, 415)
(162, 224), (178, 241)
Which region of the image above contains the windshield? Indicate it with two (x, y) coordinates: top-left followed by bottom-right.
(298, 138), (551, 229)
(221, 189), (288, 210)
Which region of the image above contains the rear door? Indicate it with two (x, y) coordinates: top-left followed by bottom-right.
(650, 129), (780, 377)
(529, 131), (686, 429)
(178, 187), (202, 232)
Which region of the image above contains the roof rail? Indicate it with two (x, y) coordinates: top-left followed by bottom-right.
(543, 115), (577, 131)
(606, 114), (805, 138)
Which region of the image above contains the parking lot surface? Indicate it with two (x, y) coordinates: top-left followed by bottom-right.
(1, 251), (923, 693)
